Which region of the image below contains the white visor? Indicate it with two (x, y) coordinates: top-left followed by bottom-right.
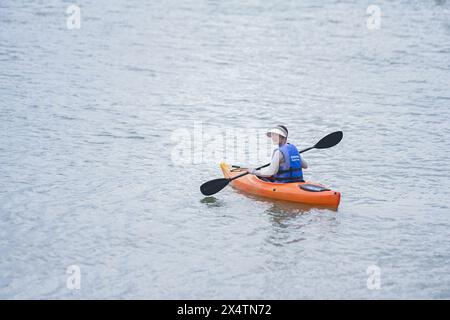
(266, 127), (287, 138)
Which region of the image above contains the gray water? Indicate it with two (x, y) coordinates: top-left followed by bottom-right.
(1, 0), (450, 299)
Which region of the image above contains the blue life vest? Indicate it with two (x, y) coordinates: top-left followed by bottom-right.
(272, 143), (304, 183)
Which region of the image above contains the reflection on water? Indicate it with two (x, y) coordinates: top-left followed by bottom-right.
(232, 189), (338, 230)
(264, 202), (339, 247)
(200, 196), (225, 208)
(266, 202), (338, 231)
(266, 199), (337, 216)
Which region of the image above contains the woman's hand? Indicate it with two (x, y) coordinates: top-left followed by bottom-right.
(302, 159), (308, 169)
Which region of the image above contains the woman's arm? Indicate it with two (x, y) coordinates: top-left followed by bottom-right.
(302, 158), (308, 169)
(249, 150), (281, 177)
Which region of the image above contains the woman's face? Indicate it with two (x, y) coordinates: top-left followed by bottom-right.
(271, 133), (281, 145)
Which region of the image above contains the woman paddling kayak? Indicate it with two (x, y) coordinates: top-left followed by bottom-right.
(247, 125), (308, 183)
(201, 130), (342, 207)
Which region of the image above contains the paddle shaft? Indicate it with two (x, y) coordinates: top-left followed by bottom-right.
(228, 146), (313, 182)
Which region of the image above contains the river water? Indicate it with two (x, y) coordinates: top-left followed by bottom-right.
(1, 0), (450, 299)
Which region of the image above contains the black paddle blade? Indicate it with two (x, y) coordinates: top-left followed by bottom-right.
(314, 131), (343, 149)
(200, 178), (230, 196)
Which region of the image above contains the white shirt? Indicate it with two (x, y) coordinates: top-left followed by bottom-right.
(253, 149), (308, 177)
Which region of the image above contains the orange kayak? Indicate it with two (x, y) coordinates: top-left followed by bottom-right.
(220, 162), (341, 208)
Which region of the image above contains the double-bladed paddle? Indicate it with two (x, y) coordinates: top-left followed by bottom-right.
(200, 131), (343, 196)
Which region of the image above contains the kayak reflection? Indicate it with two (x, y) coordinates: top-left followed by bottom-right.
(249, 194), (339, 247)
